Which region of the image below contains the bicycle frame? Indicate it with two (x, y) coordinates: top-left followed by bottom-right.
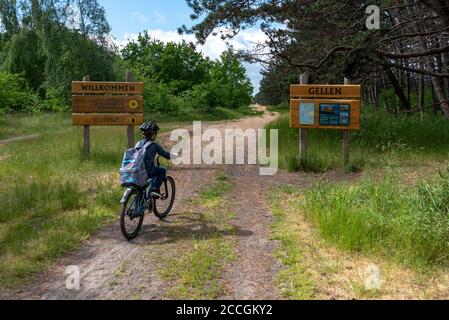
(121, 178), (156, 216)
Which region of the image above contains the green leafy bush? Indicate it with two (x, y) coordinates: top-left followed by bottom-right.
(0, 72), (39, 113)
(142, 78), (180, 114)
(37, 88), (70, 112)
(123, 34), (253, 113)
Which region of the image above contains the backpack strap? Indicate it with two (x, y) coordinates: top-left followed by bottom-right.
(142, 141), (153, 151)
(135, 140), (153, 150)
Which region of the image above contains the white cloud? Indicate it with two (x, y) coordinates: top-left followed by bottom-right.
(130, 12), (149, 24)
(153, 11), (167, 24)
(123, 28), (268, 60)
(115, 28), (268, 92)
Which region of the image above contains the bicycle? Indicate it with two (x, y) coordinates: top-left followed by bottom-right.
(120, 157), (176, 240)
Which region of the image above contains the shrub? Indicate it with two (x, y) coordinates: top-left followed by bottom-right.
(0, 72), (39, 113)
(142, 78), (179, 114)
(38, 88), (70, 112)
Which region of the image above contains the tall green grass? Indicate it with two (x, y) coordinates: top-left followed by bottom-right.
(303, 170), (449, 267)
(0, 114), (146, 287)
(266, 111), (449, 172)
(0, 106), (259, 141)
(0, 112), (71, 140)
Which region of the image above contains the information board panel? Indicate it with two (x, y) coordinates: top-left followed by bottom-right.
(319, 103), (350, 126)
(300, 102), (316, 126)
(290, 99), (360, 130)
(72, 96), (144, 113)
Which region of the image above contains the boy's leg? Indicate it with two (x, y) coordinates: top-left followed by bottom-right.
(151, 167), (167, 193)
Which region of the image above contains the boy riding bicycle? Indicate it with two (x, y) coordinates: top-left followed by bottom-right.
(137, 121), (176, 198)
(119, 121), (178, 239)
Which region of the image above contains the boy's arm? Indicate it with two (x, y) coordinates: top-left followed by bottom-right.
(156, 144), (173, 160)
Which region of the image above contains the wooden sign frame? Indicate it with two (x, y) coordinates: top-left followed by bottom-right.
(290, 75), (361, 166)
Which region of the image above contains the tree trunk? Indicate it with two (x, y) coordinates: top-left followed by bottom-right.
(432, 78), (449, 119)
(383, 64), (412, 112)
(419, 75), (425, 113)
(430, 79), (438, 115)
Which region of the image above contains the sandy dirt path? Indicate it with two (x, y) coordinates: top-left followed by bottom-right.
(0, 134), (41, 146)
(200, 108), (317, 300)
(0, 106), (317, 300)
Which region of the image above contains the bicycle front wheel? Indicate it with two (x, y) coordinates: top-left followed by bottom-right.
(153, 176), (176, 220)
(120, 190), (145, 240)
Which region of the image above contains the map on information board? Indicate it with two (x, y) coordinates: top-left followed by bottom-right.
(299, 102), (315, 125)
(319, 104), (350, 126)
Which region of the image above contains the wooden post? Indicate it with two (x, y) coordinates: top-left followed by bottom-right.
(343, 77), (351, 166)
(300, 72), (309, 162)
(82, 75), (90, 160)
(126, 70), (135, 149)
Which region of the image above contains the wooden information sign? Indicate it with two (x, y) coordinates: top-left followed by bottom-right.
(72, 72), (144, 159)
(290, 84), (361, 99)
(290, 75), (361, 165)
(290, 85), (361, 130)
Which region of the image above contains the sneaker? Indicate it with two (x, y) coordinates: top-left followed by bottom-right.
(151, 189), (163, 199)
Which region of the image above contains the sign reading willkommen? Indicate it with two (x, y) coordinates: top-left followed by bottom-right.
(71, 81), (144, 126)
(290, 85), (361, 130)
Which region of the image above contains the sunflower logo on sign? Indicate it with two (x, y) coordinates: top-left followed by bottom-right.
(128, 99), (139, 110)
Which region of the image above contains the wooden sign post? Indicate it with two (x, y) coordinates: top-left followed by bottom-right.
(290, 77), (361, 166)
(343, 78), (351, 165)
(82, 75), (90, 160)
(300, 72), (309, 163)
(126, 70), (136, 149)
(72, 71), (144, 160)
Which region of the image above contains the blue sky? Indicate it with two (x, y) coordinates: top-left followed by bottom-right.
(98, 0), (265, 93)
(98, 0), (193, 36)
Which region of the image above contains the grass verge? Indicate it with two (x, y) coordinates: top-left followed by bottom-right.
(0, 113), (188, 288)
(266, 111), (449, 173)
(304, 169), (449, 268)
(269, 183), (449, 299)
(0, 105), (260, 141)
(159, 171), (236, 299)
(269, 188), (315, 299)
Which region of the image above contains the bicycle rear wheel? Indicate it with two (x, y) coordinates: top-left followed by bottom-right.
(120, 190), (145, 240)
(153, 176), (176, 220)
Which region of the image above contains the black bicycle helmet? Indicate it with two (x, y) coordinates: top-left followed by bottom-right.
(140, 121), (160, 137)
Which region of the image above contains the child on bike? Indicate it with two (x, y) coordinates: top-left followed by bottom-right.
(138, 122), (176, 198)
